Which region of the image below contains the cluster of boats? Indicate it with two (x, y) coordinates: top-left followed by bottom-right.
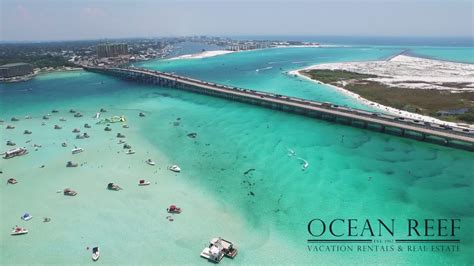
(200, 237), (238, 263)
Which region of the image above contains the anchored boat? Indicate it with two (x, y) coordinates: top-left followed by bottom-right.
(91, 246), (100, 261)
(21, 213), (33, 221)
(168, 165), (181, 173)
(139, 179), (150, 186)
(2, 147), (28, 159)
(11, 227), (28, 236)
(72, 147), (84, 154)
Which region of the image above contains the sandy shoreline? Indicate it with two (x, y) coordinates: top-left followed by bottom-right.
(169, 50), (235, 60)
(289, 55), (474, 128)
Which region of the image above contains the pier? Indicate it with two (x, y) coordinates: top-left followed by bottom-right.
(84, 66), (474, 151)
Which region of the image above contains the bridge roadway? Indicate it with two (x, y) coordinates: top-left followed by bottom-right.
(85, 66), (474, 150)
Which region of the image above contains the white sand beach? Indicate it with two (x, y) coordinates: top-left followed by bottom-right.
(170, 50), (235, 60)
(298, 55), (474, 91)
(290, 55), (474, 128)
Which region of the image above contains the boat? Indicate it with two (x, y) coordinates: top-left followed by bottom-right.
(126, 150), (135, 155)
(167, 205), (182, 214)
(210, 238), (238, 258)
(24, 130), (32, 134)
(74, 113), (83, 118)
(62, 142), (67, 147)
(6, 125), (15, 129)
(116, 133), (125, 138)
(95, 112), (101, 119)
(139, 112), (146, 117)
(59, 117), (66, 122)
(11, 227), (28, 236)
(72, 147), (84, 154)
(54, 125), (62, 129)
(107, 183), (122, 191)
(63, 188), (77, 196)
(72, 128), (80, 133)
(146, 159), (156, 166)
(21, 213), (33, 221)
(297, 157), (309, 170)
(138, 179), (150, 186)
(6, 140), (16, 146)
(3, 147), (28, 159)
(168, 165), (181, 173)
(66, 161), (78, 167)
(7, 178), (17, 184)
(200, 245), (225, 263)
(92, 246), (100, 261)
(84, 123), (91, 128)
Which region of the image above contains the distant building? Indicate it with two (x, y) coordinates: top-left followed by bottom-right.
(97, 43), (129, 58)
(0, 63), (34, 78)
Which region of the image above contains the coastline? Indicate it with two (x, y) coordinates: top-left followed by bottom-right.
(168, 50), (235, 60)
(289, 55), (474, 128)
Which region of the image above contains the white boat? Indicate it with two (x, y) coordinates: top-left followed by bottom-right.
(168, 165), (181, 173)
(210, 238), (238, 258)
(200, 245), (225, 263)
(11, 227), (28, 235)
(91, 246), (100, 261)
(138, 179), (150, 186)
(95, 112), (101, 119)
(21, 213), (33, 221)
(146, 159), (155, 166)
(126, 150), (135, 155)
(72, 147), (84, 154)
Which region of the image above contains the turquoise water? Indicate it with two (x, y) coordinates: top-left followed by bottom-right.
(407, 46), (474, 64)
(1, 46), (473, 264)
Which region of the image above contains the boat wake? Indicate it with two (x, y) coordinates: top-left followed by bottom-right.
(256, 66), (273, 72)
(297, 157), (309, 170)
(287, 148), (296, 157)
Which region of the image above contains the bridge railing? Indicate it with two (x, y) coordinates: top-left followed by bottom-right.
(92, 66), (474, 139)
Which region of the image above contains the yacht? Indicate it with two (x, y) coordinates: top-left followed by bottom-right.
(146, 159), (156, 166)
(168, 165), (181, 173)
(7, 178), (17, 184)
(200, 245), (225, 263)
(3, 147), (28, 159)
(210, 238), (238, 258)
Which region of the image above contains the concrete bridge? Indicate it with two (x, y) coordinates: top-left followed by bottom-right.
(84, 66), (474, 151)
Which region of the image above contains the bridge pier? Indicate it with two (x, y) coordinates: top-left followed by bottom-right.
(83, 66), (474, 152)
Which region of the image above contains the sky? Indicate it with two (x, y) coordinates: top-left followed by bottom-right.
(1, 0), (473, 41)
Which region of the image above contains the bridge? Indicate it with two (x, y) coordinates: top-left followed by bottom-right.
(84, 66), (474, 151)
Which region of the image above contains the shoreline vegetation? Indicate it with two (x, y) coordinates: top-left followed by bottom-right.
(292, 55), (474, 126)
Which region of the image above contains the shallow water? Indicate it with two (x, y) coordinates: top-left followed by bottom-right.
(1, 46), (473, 264)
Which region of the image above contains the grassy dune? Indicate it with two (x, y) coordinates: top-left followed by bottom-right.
(302, 69), (474, 123)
